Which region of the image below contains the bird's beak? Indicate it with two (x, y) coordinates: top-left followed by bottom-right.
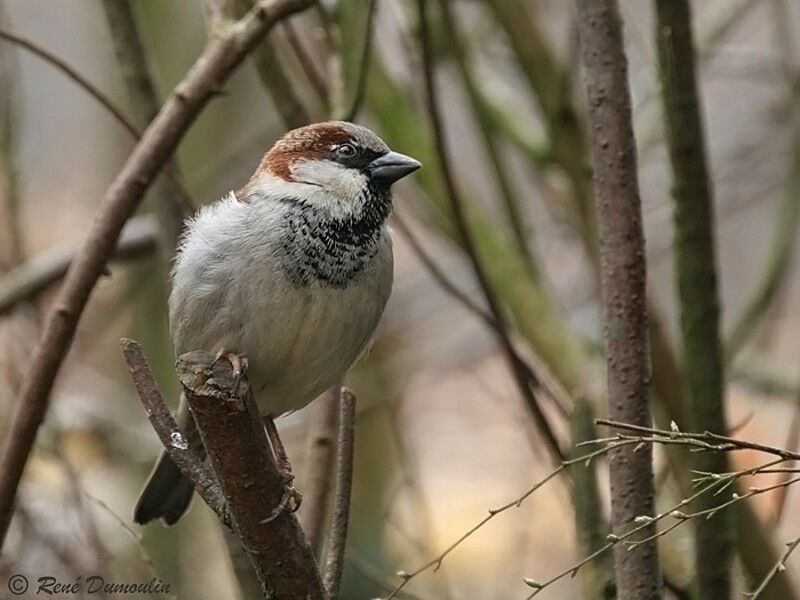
(368, 151), (421, 185)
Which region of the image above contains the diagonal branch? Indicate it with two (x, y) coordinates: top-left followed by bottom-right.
(417, 0), (563, 464)
(0, 0), (314, 549)
(0, 215), (157, 316)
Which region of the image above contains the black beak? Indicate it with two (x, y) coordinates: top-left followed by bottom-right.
(368, 151), (421, 185)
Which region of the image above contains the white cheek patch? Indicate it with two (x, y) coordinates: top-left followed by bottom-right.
(291, 159), (369, 211)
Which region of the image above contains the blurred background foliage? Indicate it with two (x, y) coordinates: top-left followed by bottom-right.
(0, 1), (799, 598)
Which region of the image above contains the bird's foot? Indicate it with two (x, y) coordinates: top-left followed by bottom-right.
(259, 416), (302, 523)
(212, 349), (248, 388)
(260, 472), (302, 524)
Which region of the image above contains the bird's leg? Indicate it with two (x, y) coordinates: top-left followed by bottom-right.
(212, 348), (248, 388)
(260, 415), (302, 523)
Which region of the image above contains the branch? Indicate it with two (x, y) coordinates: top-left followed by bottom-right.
(237, 0), (311, 129)
(386, 423), (800, 599)
(392, 212), (496, 328)
(99, 0), (188, 253)
(576, 0), (661, 596)
(119, 339), (230, 524)
(0, 0), (314, 549)
(655, 4), (734, 594)
(0, 215), (157, 316)
(322, 388), (356, 599)
(299, 387), (340, 555)
(176, 350), (324, 598)
(281, 19), (329, 107)
(594, 419), (800, 462)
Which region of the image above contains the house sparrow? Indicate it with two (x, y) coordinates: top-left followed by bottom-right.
(134, 121), (420, 525)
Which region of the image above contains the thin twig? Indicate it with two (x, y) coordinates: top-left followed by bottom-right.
(746, 535), (800, 599)
(0, 26), (194, 214)
(119, 339), (230, 525)
(384, 440), (626, 599)
(0, 0), (314, 549)
(340, 0), (377, 122)
(323, 388), (356, 599)
(0, 215), (157, 316)
(0, 27), (137, 137)
(595, 419), (800, 462)
(416, 0), (563, 463)
(392, 212), (496, 327)
(282, 18), (329, 106)
(84, 493), (168, 596)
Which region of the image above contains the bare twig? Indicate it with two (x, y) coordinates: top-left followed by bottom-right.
(746, 535), (800, 599)
(0, 0), (314, 548)
(416, 0), (563, 463)
(386, 423), (800, 600)
(392, 212), (496, 328)
(576, 0), (661, 596)
(237, 0), (311, 129)
(338, 0), (377, 122)
(177, 349), (324, 598)
(120, 339), (229, 524)
(0, 215), (157, 316)
(282, 19), (329, 106)
(323, 388), (356, 599)
(0, 26), (137, 137)
(84, 493), (166, 594)
(0, 26), (194, 214)
(594, 419), (800, 461)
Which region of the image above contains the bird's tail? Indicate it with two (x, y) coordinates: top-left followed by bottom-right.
(134, 394), (201, 525)
(133, 451), (194, 525)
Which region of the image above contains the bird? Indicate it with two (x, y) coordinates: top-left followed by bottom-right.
(133, 121), (420, 525)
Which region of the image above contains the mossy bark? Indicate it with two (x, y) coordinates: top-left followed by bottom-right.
(654, 1), (731, 598)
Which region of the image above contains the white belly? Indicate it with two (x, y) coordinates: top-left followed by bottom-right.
(168, 198), (393, 416)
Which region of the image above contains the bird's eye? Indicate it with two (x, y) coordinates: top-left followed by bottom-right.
(335, 143), (357, 159)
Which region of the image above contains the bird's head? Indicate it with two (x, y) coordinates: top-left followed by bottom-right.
(249, 121), (420, 212)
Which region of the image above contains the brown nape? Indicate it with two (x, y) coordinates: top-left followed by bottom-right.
(261, 122), (352, 181)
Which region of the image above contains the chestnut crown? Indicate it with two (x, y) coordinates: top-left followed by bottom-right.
(261, 121), (420, 188)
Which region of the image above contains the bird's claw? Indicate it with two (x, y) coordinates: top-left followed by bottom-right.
(260, 476), (302, 524)
(212, 349), (248, 388)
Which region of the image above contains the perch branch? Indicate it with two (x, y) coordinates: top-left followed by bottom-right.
(323, 388), (356, 599)
(177, 349), (324, 598)
(0, 0), (314, 549)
